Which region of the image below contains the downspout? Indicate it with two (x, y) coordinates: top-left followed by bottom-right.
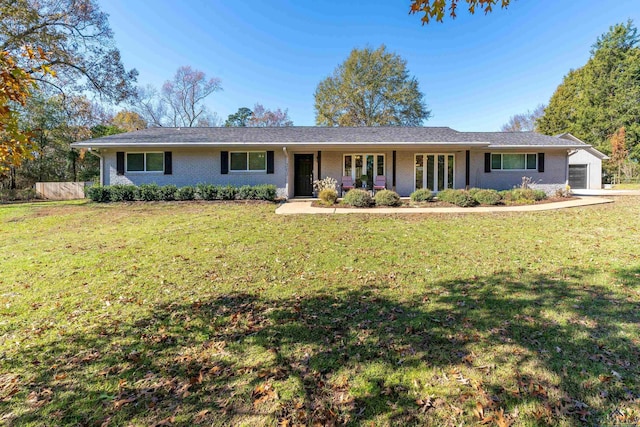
(282, 146), (289, 199)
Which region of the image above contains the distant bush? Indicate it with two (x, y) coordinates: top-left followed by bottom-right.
(343, 189), (373, 207)
(374, 189), (401, 207)
(473, 189), (502, 205)
(410, 188), (433, 202)
(159, 185), (177, 201)
(138, 184), (161, 201)
(109, 184), (137, 202)
(175, 186), (196, 201)
(86, 186), (110, 202)
(319, 188), (338, 205)
(437, 189), (477, 207)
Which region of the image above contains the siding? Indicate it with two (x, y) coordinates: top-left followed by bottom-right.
(470, 150), (567, 193)
(104, 148), (288, 197)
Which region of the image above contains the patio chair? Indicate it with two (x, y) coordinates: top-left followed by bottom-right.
(373, 176), (386, 192)
(341, 176), (355, 196)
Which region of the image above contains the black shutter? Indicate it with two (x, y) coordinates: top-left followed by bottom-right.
(266, 151), (274, 174)
(317, 151), (321, 179)
(164, 152), (172, 175)
(116, 152), (125, 175)
(484, 153), (491, 173)
(221, 151), (229, 174)
(538, 153), (545, 172)
(465, 150), (470, 187)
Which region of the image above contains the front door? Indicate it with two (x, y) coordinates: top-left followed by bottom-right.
(294, 154), (314, 196)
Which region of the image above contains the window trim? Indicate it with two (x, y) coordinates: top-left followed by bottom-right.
(414, 153), (455, 192)
(125, 152), (164, 173)
(490, 153), (538, 171)
(229, 151), (267, 172)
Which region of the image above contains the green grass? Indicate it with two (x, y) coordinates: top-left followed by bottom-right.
(612, 183), (640, 190)
(1, 199), (639, 426)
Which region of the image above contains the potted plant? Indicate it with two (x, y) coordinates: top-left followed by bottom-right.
(360, 174), (369, 189)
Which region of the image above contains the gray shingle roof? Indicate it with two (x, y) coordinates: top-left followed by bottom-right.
(71, 126), (591, 148)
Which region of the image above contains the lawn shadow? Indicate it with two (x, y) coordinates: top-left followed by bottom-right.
(2, 267), (639, 425)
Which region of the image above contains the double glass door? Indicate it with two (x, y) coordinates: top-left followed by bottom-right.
(415, 154), (455, 192)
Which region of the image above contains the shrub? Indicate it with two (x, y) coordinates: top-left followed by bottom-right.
(237, 185), (256, 200)
(532, 189), (547, 201)
(437, 189), (477, 207)
(343, 189), (373, 207)
(175, 186), (196, 201)
(410, 188), (433, 202)
(473, 189), (502, 205)
(197, 184), (219, 200)
(467, 187), (482, 197)
(86, 186), (111, 202)
(109, 184), (137, 202)
(318, 188), (338, 205)
(138, 183), (161, 201)
(253, 184), (276, 201)
(500, 188), (546, 203)
(159, 185), (177, 201)
(374, 189), (401, 207)
(218, 185), (236, 200)
(313, 176), (337, 194)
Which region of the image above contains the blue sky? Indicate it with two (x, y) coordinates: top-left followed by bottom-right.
(99, 0), (640, 131)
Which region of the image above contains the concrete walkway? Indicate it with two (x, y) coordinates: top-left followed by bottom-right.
(571, 189), (640, 196)
(275, 196), (614, 215)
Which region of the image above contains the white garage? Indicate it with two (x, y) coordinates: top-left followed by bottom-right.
(557, 133), (609, 189)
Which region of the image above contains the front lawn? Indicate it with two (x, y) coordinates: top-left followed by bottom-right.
(1, 199), (639, 426)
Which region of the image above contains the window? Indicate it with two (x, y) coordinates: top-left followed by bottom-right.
(126, 152), (163, 172)
(230, 151), (266, 171)
(343, 154), (385, 188)
(491, 153), (537, 170)
(415, 153), (454, 191)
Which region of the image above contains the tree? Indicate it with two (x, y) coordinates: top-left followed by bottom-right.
(0, 0), (138, 103)
(1, 50), (37, 174)
(112, 110), (147, 132)
(134, 66), (222, 127)
(248, 103), (293, 127)
(225, 107), (253, 127)
(314, 45), (430, 127)
(409, 0), (511, 24)
(537, 21), (640, 160)
(500, 104), (545, 132)
(609, 127), (628, 184)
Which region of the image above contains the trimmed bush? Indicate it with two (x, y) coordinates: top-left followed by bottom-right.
(253, 184), (276, 201)
(138, 184), (161, 201)
(237, 185), (256, 200)
(473, 189), (502, 205)
(343, 189), (373, 207)
(319, 188), (338, 205)
(175, 186), (196, 201)
(410, 188), (433, 202)
(500, 188), (547, 203)
(109, 185), (137, 202)
(374, 189), (401, 207)
(159, 185), (177, 201)
(86, 186), (111, 203)
(437, 189), (477, 207)
(532, 189), (547, 201)
(467, 187), (482, 197)
(197, 184), (219, 201)
(215, 185), (234, 200)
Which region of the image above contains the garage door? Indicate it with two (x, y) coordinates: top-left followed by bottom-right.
(569, 165), (588, 189)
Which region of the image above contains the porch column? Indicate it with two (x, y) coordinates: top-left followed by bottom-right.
(392, 150), (397, 189)
(465, 150), (470, 188)
(317, 150), (322, 180)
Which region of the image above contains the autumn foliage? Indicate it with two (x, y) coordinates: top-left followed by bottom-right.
(410, 0), (511, 23)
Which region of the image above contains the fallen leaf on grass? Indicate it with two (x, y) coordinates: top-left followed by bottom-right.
(113, 396), (136, 409)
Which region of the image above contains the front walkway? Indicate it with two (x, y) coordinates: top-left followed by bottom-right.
(275, 196), (613, 215)
(571, 189), (640, 196)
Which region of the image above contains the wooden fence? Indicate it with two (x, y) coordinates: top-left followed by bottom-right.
(35, 182), (87, 200)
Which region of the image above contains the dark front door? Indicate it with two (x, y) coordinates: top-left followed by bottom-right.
(569, 164), (588, 189)
(294, 154), (314, 197)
